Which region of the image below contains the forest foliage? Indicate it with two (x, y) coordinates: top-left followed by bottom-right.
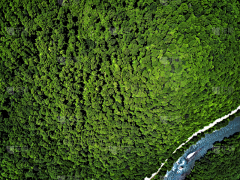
(0, 0), (240, 179)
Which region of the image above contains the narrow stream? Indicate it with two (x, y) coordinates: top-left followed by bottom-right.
(145, 105), (240, 180)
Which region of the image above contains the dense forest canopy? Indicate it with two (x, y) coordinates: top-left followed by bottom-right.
(0, 0), (240, 179)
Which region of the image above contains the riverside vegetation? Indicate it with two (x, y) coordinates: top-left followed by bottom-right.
(0, 0), (240, 179)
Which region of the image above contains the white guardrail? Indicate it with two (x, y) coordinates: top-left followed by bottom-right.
(144, 105), (240, 180)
